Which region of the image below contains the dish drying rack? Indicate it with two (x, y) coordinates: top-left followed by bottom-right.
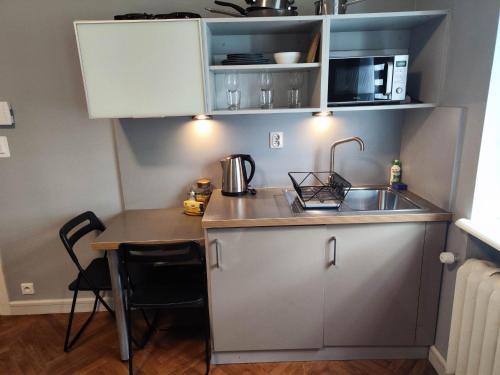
(288, 171), (352, 209)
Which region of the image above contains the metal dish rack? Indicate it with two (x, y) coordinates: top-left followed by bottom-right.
(288, 171), (352, 209)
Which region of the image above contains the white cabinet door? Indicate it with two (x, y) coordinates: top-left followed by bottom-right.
(75, 20), (205, 118)
(207, 226), (326, 351)
(324, 223), (425, 346)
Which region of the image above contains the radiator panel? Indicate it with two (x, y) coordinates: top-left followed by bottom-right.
(447, 259), (500, 375)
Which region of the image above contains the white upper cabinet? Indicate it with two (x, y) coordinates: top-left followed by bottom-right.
(74, 20), (206, 118)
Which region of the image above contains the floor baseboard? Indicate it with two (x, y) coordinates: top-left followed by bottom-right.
(428, 345), (449, 375)
(213, 346), (430, 364)
(9, 297), (112, 315)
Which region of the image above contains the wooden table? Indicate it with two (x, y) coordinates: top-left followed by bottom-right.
(91, 208), (204, 360)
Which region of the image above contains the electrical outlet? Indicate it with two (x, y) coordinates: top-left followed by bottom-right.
(270, 131), (284, 149)
(0, 136), (10, 158)
(21, 282), (35, 295)
(0, 102), (14, 126)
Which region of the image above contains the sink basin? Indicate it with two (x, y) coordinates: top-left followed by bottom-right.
(342, 188), (422, 211)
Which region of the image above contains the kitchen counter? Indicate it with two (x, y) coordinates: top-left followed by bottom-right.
(202, 187), (452, 229)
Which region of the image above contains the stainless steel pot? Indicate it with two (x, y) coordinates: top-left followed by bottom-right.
(314, 0), (367, 15)
(245, 0), (295, 10)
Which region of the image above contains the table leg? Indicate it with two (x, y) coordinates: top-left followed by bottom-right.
(107, 250), (129, 360)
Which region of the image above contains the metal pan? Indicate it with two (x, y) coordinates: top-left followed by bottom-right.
(245, 0), (295, 10)
(211, 1), (297, 16)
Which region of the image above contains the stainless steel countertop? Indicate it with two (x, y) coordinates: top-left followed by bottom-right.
(202, 187), (453, 229)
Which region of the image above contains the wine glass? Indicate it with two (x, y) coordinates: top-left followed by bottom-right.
(224, 73), (240, 110)
(288, 72), (303, 108)
(259, 72), (273, 109)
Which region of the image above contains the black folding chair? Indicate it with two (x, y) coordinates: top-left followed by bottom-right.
(118, 241), (210, 375)
(59, 211), (114, 352)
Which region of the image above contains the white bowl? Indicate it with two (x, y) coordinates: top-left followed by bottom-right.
(273, 52), (301, 64)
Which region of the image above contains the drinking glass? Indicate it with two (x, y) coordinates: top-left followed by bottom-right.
(259, 72), (273, 109)
(225, 73), (240, 110)
(288, 72), (304, 108)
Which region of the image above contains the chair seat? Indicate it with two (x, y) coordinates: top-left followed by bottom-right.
(69, 257), (112, 291)
(129, 283), (204, 309)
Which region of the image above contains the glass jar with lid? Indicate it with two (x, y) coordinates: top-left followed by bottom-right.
(193, 178), (213, 207)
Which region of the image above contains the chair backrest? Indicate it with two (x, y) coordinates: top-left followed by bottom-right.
(59, 211), (106, 273)
(118, 241), (204, 287)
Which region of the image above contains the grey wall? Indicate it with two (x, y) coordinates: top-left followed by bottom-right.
(415, 0), (500, 358)
(0, 2), (123, 301)
(0, 0), (416, 302)
(116, 112), (403, 209)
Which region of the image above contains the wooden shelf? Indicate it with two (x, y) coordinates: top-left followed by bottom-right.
(329, 10), (448, 32)
(328, 103), (437, 112)
(211, 107), (321, 115)
(209, 63), (321, 73)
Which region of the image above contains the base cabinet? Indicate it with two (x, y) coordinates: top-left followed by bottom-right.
(206, 222), (444, 352)
(324, 223), (425, 346)
(206, 226), (326, 351)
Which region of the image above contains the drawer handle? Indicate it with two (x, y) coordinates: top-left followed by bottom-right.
(328, 236), (337, 266)
(215, 239), (222, 269)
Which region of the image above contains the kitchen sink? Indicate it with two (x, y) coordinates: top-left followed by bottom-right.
(341, 187), (422, 211)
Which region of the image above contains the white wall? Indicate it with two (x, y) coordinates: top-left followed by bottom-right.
(416, 0), (500, 358)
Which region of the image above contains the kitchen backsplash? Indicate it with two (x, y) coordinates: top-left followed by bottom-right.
(115, 111), (403, 209)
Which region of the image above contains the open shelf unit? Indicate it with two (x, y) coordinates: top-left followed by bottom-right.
(202, 16), (327, 114)
(325, 10), (449, 112)
(199, 10), (449, 115)
(328, 102), (436, 112)
(329, 10), (448, 32)
(209, 62), (321, 73)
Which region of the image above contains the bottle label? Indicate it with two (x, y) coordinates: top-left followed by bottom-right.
(390, 165), (401, 184)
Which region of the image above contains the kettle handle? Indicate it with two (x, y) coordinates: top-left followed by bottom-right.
(241, 154), (255, 184)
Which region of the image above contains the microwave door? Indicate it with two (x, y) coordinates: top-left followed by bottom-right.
(329, 58), (376, 103)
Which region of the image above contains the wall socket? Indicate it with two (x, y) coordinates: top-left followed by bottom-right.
(21, 282), (35, 295)
(270, 131), (284, 149)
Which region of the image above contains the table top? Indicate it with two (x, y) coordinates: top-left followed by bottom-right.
(91, 207), (204, 251)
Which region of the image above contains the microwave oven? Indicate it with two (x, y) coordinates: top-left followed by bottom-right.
(328, 55), (409, 105)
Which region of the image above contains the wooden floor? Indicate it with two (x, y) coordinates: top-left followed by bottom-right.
(0, 312), (438, 375)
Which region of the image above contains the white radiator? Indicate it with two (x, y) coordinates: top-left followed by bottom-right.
(447, 259), (500, 375)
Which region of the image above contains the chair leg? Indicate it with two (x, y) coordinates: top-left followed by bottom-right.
(97, 294), (114, 317)
(127, 305), (134, 375)
(64, 288), (79, 352)
(64, 293), (100, 351)
(138, 310), (158, 349)
(204, 306), (211, 375)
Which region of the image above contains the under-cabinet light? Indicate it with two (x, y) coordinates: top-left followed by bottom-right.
(192, 114), (213, 120)
(312, 111), (333, 117)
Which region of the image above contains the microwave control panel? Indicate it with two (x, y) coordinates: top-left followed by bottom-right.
(392, 55), (409, 100)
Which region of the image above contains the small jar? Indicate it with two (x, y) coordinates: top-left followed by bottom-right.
(194, 178), (213, 206)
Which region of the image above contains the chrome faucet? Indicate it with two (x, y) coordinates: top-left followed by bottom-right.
(329, 136), (365, 178)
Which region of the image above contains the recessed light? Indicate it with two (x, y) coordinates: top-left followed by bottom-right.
(192, 114), (212, 120)
(312, 111), (333, 117)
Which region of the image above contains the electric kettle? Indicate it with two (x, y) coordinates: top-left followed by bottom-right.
(220, 154), (256, 196)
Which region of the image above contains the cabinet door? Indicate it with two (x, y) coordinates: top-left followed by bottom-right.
(324, 223), (425, 346)
(75, 20), (205, 118)
(207, 226), (326, 351)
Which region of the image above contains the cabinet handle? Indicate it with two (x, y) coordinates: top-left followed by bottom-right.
(328, 236), (337, 266)
(215, 239), (222, 269)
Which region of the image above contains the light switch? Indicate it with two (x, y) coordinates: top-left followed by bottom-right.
(0, 102), (14, 126)
(0, 136), (11, 158)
